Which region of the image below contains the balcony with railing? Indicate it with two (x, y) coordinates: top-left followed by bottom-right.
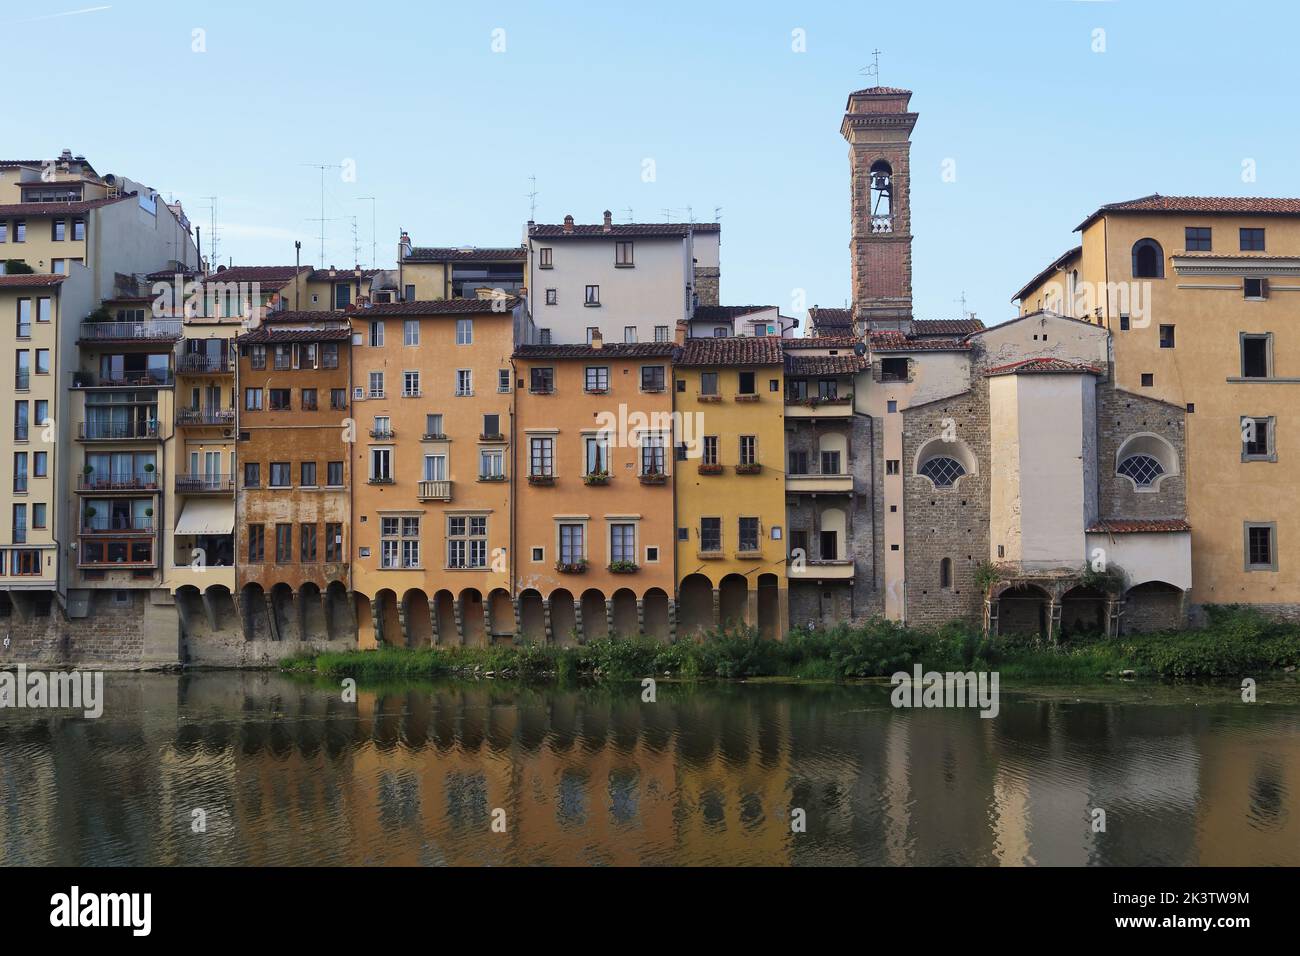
(175, 474), (235, 494)
(78, 421), (161, 441)
(785, 472), (854, 494)
(177, 353), (233, 375)
(369, 426), (396, 440)
(82, 516), (154, 534)
(77, 473), (159, 493)
(177, 407), (236, 427)
(79, 319), (183, 343)
(417, 480), (453, 502)
(73, 369), (174, 388)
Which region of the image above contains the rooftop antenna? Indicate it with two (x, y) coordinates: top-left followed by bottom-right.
(686, 205), (694, 223)
(713, 206), (722, 223)
(955, 290), (973, 321)
(300, 162), (342, 265)
(623, 207), (634, 223)
(527, 174), (539, 221)
(350, 216), (362, 268)
(202, 196), (219, 271)
(356, 196), (377, 268)
(859, 48), (883, 87)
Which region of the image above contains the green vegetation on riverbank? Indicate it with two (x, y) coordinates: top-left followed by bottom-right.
(283, 607), (1300, 684)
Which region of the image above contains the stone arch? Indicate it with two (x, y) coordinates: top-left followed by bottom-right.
(1132, 238), (1164, 279)
(241, 583), (270, 641)
(611, 588), (639, 639)
(995, 582), (1051, 638)
(817, 430), (849, 473)
(459, 589), (486, 646)
(1060, 584), (1108, 639)
(205, 584), (236, 632)
(300, 582), (326, 641)
(580, 589), (608, 642)
(375, 588), (400, 647)
(324, 581), (351, 641)
(643, 588), (671, 642)
(354, 591), (376, 648)
(678, 573), (714, 637)
(433, 589), (457, 645)
(518, 588), (545, 642)
(175, 585), (203, 639)
(719, 573), (749, 631)
(1122, 580), (1185, 634)
(403, 588), (432, 648)
(819, 506), (847, 560)
(549, 588), (578, 646)
(488, 588), (515, 642)
(913, 436), (978, 490)
(270, 583), (296, 642)
(756, 573), (781, 640)
(1115, 432), (1179, 492)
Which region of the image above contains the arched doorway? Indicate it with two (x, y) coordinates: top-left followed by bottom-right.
(376, 589), (401, 647)
(549, 588), (577, 646)
(996, 583), (1050, 638)
(270, 583), (296, 641)
(354, 591), (375, 648)
(518, 589), (545, 642)
(459, 589), (486, 646)
(325, 581), (351, 641)
(581, 589), (608, 643)
(611, 588), (639, 639)
(300, 582), (326, 641)
(489, 588), (515, 643)
(1060, 585), (1108, 640)
(719, 574), (749, 631)
(678, 574), (714, 637)
(403, 588), (432, 648)
(643, 588), (670, 642)
(1123, 581), (1185, 633)
(433, 590), (457, 645)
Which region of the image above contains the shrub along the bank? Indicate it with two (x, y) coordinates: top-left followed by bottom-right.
(282, 607), (1300, 683)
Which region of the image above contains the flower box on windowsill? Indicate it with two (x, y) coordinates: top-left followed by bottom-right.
(529, 387), (555, 396)
(697, 463), (724, 476)
(735, 550), (763, 560)
(422, 432), (447, 441)
(368, 477), (395, 485)
(556, 560), (587, 574)
(480, 433), (506, 442)
(584, 472), (611, 486)
(584, 387), (609, 395)
(638, 472), (668, 485)
(734, 463), (762, 475)
(528, 474), (555, 486)
(478, 474), (507, 483)
(608, 561), (639, 574)
(697, 394), (721, 403)
(734, 394), (760, 403)
(640, 385), (665, 393)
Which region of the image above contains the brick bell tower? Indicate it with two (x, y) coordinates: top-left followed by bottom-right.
(841, 86), (917, 331)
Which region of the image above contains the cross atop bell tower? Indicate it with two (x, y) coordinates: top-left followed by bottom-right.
(842, 85), (917, 330)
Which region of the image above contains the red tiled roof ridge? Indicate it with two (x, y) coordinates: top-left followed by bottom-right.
(985, 357), (1103, 376)
(1087, 518), (1190, 534)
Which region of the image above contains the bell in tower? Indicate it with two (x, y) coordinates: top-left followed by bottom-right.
(869, 160), (893, 233)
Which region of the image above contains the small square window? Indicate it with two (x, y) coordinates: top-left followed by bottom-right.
(886, 460), (900, 475)
(531, 547), (544, 562)
(887, 400), (898, 413)
(646, 546), (660, 563)
(1159, 325), (1175, 348)
(1141, 373), (1154, 387)
(1185, 226), (1212, 252)
(1244, 277), (1268, 299)
(1240, 228), (1266, 252)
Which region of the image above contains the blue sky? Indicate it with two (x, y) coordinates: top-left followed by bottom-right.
(4, 0), (1299, 327)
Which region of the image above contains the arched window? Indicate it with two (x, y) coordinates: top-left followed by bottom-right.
(1117, 454), (1164, 488)
(1132, 239), (1165, 279)
(1115, 433), (1179, 491)
(940, 558), (953, 589)
(869, 159), (893, 233)
(919, 456), (966, 487)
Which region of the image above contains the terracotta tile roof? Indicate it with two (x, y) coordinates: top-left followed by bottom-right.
(145, 267), (200, 281)
(514, 342), (678, 360)
(1087, 519), (1190, 534)
(405, 246), (527, 262)
(848, 86), (912, 96)
(0, 274), (66, 288)
(307, 268), (379, 282)
(258, 311), (345, 324)
(237, 326), (351, 344)
(529, 222), (719, 239)
(911, 318), (986, 335)
(0, 160), (43, 168)
(1077, 194), (1300, 231)
(785, 353), (868, 375)
(1012, 246), (1083, 303)
(678, 336), (784, 367)
(869, 331), (970, 352)
(351, 298), (519, 316)
(0, 194), (132, 217)
(985, 357), (1103, 377)
(785, 335), (861, 348)
(692, 305), (774, 322)
(206, 266), (307, 289)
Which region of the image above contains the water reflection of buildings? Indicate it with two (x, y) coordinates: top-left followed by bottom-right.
(0, 675), (1297, 866)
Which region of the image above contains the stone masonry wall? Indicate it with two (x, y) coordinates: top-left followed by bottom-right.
(1096, 384), (1186, 520)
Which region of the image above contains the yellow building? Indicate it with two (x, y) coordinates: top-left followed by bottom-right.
(397, 235), (527, 303)
(1014, 196), (1300, 613)
(673, 328), (787, 638)
(351, 298), (525, 648)
(512, 333), (678, 643)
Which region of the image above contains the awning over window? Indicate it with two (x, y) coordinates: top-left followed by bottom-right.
(175, 499), (235, 536)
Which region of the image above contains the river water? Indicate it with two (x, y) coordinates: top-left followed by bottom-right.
(1, 672), (1297, 866)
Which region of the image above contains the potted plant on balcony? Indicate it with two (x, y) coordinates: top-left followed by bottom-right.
(639, 470), (668, 485)
(555, 559), (587, 574)
(583, 470), (610, 486)
(608, 560), (639, 574)
(734, 463), (762, 475)
(697, 462), (724, 475)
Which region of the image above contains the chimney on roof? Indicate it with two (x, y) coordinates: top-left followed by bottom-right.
(675, 320), (687, 347)
(602, 210), (612, 233)
(399, 230), (412, 260)
(60, 148), (73, 162)
(563, 215), (574, 234)
(590, 328), (603, 350)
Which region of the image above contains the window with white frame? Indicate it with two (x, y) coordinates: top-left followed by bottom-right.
(456, 369), (472, 396)
(423, 453), (447, 481)
(624, 326), (637, 343)
(641, 433), (666, 475)
(368, 371), (384, 398)
(585, 435), (609, 475)
(448, 516), (488, 568)
(611, 523), (636, 563)
(530, 437), (554, 477)
(381, 516), (420, 569)
(559, 523), (584, 564)
(479, 448), (504, 479)
(369, 320), (384, 347)
(498, 369), (511, 393)
(654, 325), (669, 342)
(403, 319), (419, 345)
(403, 371), (420, 397)
(370, 447), (392, 482)
(456, 319), (473, 345)
(585, 366), (609, 392)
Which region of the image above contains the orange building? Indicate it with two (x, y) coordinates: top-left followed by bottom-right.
(512, 334), (677, 643)
(350, 298), (525, 647)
